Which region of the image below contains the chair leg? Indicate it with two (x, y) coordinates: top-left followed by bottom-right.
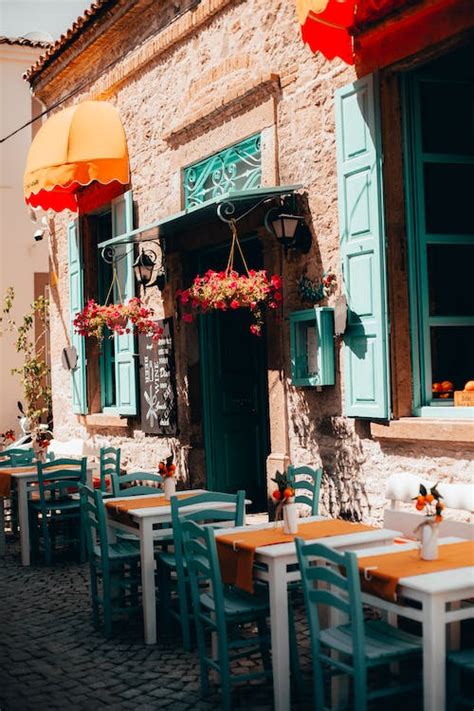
(194, 613), (210, 698)
(353, 659), (368, 711)
(41, 517), (52, 565)
(176, 569), (191, 651)
(103, 572), (113, 638)
(313, 646), (326, 711)
(447, 662), (460, 711)
(288, 591), (303, 694)
(218, 632), (232, 711)
(90, 564), (100, 629)
(257, 615), (272, 674)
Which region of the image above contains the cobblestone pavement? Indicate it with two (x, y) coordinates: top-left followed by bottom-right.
(3, 536), (465, 711)
(0, 540), (314, 711)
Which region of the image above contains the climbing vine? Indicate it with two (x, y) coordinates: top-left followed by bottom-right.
(0, 287), (52, 428)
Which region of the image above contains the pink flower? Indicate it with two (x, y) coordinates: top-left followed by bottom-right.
(230, 299), (240, 310)
(250, 324), (261, 336)
(183, 313), (193, 323)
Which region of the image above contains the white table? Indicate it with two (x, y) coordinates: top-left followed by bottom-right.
(354, 538), (474, 711)
(217, 517), (401, 711)
(105, 489), (245, 645)
(6, 464), (93, 566)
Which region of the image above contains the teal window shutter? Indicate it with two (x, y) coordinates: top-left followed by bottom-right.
(67, 219), (88, 414)
(335, 74), (390, 419)
(110, 190), (138, 416)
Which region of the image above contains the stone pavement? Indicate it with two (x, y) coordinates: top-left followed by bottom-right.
(0, 540), (313, 711)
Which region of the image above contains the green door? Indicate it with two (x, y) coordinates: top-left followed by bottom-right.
(198, 238), (270, 511)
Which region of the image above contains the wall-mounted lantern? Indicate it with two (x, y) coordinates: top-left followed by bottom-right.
(133, 246), (166, 291)
(264, 208), (312, 255)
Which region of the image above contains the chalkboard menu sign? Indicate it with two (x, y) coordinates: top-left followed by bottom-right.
(138, 319), (177, 435)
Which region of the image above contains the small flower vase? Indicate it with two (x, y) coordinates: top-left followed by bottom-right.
(163, 476), (176, 500)
(420, 518), (439, 560)
(283, 499), (298, 535)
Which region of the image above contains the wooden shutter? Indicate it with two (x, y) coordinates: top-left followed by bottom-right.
(67, 219), (88, 414)
(111, 190), (138, 416)
(335, 74), (390, 419)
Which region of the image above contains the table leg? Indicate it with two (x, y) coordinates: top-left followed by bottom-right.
(17, 479), (30, 566)
(268, 560), (290, 711)
(422, 595), (446, 711)
(0, 497), (5, 556)
(140, 519), (157, 645)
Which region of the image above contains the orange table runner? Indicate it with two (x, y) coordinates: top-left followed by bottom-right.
(217, 520), (375, 594)
(0, 462), (85, 497)
(105, 493), (195, 527)
(358, 541), (474, 602)
(0, 470), (15, 497)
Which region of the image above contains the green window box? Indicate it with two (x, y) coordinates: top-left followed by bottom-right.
(290, 307), (335, 387)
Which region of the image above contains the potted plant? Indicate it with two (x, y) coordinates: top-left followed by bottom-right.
(413, 483), (444, 560)
(73, 297), (163, 341)
(297, 269), (337, 305)
(159, 455), (177, 499)
(272, 470), (298, 534)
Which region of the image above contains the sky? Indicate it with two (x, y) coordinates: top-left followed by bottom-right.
(0, 0), (87, 40)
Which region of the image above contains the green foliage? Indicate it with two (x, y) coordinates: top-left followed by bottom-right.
(0, 286), (52, 428)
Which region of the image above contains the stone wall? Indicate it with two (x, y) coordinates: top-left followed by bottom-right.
(34, 0), (474, 519)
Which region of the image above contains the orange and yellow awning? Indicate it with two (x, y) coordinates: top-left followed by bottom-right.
(24, 100), (129, 213)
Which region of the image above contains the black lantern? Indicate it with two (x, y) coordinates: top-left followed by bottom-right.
(133, 248), (166, 290)
(264, 209), (312, 255)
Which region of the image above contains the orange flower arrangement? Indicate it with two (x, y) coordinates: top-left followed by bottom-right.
(413, 483), (444, 523)
(158, 456), (176, 478)
(271, 470), (295, 504)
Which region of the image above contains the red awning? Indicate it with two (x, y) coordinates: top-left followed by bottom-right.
(296, 0), (423, 65)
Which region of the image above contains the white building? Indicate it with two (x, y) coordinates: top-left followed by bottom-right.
(0, 35), (50, 434)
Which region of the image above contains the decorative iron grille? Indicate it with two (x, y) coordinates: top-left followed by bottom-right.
(183, 134), (262, 208)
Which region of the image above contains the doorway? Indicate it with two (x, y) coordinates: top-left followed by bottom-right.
(197, 236), (270, 511)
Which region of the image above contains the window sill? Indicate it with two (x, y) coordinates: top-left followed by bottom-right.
(370, 418), (474, 446)
(83, 413), (130, 429)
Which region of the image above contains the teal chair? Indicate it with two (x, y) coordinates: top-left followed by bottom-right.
(98, 446), (121, 497)
(0, 448), (35, 535)
(158, 491), (245, 651)
(286, 464), (323, 688)
(80, 484), (141, 638)
(111, 471), (163, 497)
(0, 448), (35, 467)
(29, 457), (87, 565)
(182, 519), (271, 710)
(295, 538), (423, 710)
(447, 649), (474, 710)
(287, 464), (323, 516)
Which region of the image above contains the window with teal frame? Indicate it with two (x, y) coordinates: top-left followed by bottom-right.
(96, 210), (117, 410)
(183, 134), (261, 208)
(402, 45), (474, 419)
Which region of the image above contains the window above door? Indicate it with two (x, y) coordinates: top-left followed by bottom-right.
(183, 134), (262, 209)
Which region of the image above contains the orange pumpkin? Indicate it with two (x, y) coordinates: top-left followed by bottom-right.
(464, 380), (474, 391)
(440, 380), (454, 392)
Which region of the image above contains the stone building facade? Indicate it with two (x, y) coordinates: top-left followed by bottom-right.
(25, 0), (474, 523)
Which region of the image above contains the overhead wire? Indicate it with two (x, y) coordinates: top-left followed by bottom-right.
(0, 0), (202, 144)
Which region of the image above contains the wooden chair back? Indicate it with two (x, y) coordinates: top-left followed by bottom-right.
(287, 465), (323, 515)
(99, 447), (121, 494)
(111, 471), (163, 497)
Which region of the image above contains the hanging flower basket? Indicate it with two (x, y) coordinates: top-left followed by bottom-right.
(73, 297), (163, 341)
(177, 269), (282, 336)
(176, 222), (282, 336)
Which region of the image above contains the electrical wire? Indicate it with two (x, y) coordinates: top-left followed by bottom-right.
(0, 0), (202, 144)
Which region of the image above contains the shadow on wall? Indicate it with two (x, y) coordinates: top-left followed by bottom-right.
(289, 387), (370, 521)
